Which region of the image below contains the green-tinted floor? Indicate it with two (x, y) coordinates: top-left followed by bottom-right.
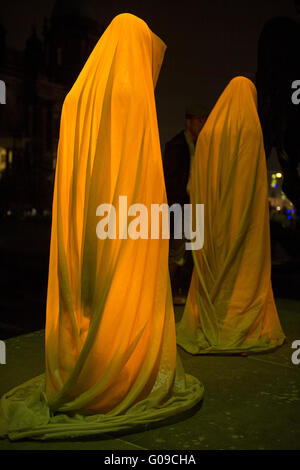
(0, 298), (299, 450)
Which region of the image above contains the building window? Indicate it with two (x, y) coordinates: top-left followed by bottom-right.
(8, 150), (13, 164)
(0, 147), (7, 175)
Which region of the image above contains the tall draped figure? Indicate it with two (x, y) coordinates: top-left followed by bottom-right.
(0, 14), (203, 440)
(176, 76), (285, 354)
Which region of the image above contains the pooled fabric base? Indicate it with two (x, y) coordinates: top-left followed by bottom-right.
(0, 374), (203, 441)
(176, 322), (285, 355)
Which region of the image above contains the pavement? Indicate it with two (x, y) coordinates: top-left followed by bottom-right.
(0, 297), (299, 450)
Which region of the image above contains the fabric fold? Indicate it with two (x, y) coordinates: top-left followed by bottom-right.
(176, 76), (285, 354)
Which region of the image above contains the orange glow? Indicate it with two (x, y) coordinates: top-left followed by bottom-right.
(43, 13), (203, 420)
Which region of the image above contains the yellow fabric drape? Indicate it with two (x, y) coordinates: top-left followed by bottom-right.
(0, 13), (203, 440)
(176, 76), (285, 354)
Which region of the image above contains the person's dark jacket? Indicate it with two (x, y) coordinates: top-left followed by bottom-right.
(163, 130), (191, 207)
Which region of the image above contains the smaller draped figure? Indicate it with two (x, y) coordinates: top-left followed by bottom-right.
(0, 13), (203, 441)
(176, 76), (286, 355)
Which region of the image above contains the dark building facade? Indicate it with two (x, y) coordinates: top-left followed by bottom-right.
(0, 1), (103, 216)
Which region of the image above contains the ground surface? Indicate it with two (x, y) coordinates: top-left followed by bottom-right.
(0, 298), (299, 450)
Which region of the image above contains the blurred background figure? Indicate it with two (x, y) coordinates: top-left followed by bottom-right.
(163, 105), (209, 305)
(256, 15), (300, 216)
(256, 8), (300, 295)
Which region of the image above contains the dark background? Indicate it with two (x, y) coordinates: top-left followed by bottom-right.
(1, 0), (299, 146)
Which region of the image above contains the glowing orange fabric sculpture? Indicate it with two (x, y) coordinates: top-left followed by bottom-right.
(176, 77), (285, 354)
(0, 14), (203, 440)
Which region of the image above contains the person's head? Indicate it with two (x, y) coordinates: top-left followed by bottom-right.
(185, 106), (209, 142)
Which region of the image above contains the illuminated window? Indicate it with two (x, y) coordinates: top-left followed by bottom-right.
(0, 147), (7, 172)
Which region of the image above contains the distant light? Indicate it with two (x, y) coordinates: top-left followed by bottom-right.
(287, 209), (291, 214)
(276, 206), (281, 211)
(276, 172), (282, 178)
(288, 215), (292, 220)
(275, 184), (278, 188)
